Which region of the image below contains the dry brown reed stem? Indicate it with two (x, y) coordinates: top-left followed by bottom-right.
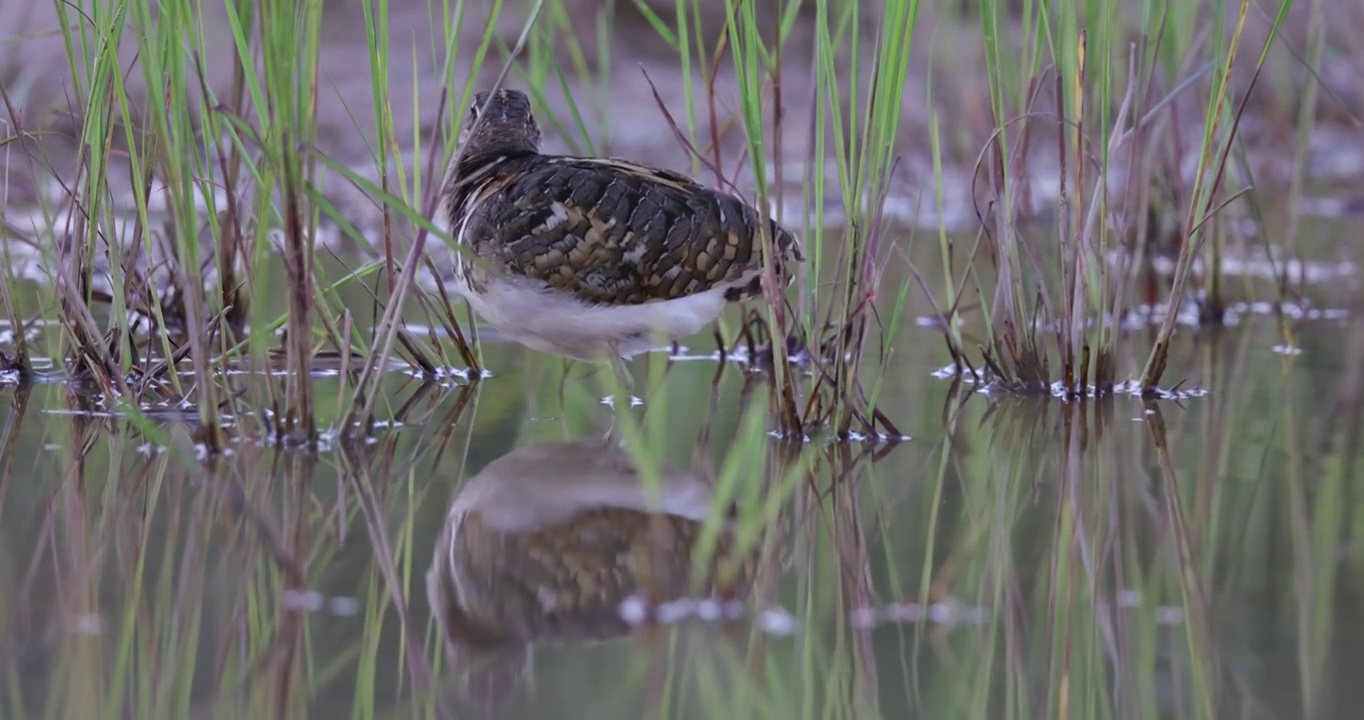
(276, 137), (315, 442)
(0, 86), (35, 377)
(1141, 1), (1287, 391)
(756, 25), (804, 439)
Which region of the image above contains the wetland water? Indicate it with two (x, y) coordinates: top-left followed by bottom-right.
(5, 1), (1364, 718)
(2, 218), (1363, 718)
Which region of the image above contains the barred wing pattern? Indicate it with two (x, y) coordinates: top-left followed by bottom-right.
(452, 156), (802, 306)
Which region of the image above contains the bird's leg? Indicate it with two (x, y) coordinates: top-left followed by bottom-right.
(610, 353), (636, 396)
(557, 357), (573, 437)
(599, 401), (619, 443)
(596, 345), (635, 406)
(594, 349), (636, 444)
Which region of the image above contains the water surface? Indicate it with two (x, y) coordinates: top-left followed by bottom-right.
(1, 254), (1362, 719)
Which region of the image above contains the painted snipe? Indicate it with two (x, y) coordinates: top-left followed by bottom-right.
(434, 88), (804, 372)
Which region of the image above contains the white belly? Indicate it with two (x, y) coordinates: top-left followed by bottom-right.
(454, 271), (729, 361)
(435, 204), (729, 360)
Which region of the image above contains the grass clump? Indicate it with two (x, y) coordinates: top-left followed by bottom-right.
(2, 0), (525, 450)
(920, 0), (1296, 399)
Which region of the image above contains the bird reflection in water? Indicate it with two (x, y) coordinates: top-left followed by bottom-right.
(426, 438), (755, 715)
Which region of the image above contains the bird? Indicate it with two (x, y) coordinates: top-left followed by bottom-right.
(425, 438), (755, 712)
(433, 88), (804, 380)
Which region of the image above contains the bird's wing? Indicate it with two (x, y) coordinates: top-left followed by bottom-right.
(465, 156), (797, 306)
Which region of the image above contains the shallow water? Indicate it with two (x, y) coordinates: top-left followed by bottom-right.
(1, 258), (1363, 718)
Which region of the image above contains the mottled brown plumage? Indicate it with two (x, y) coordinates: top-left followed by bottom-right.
(448, 153), (801, 304)
(434, 88), (803, 361)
